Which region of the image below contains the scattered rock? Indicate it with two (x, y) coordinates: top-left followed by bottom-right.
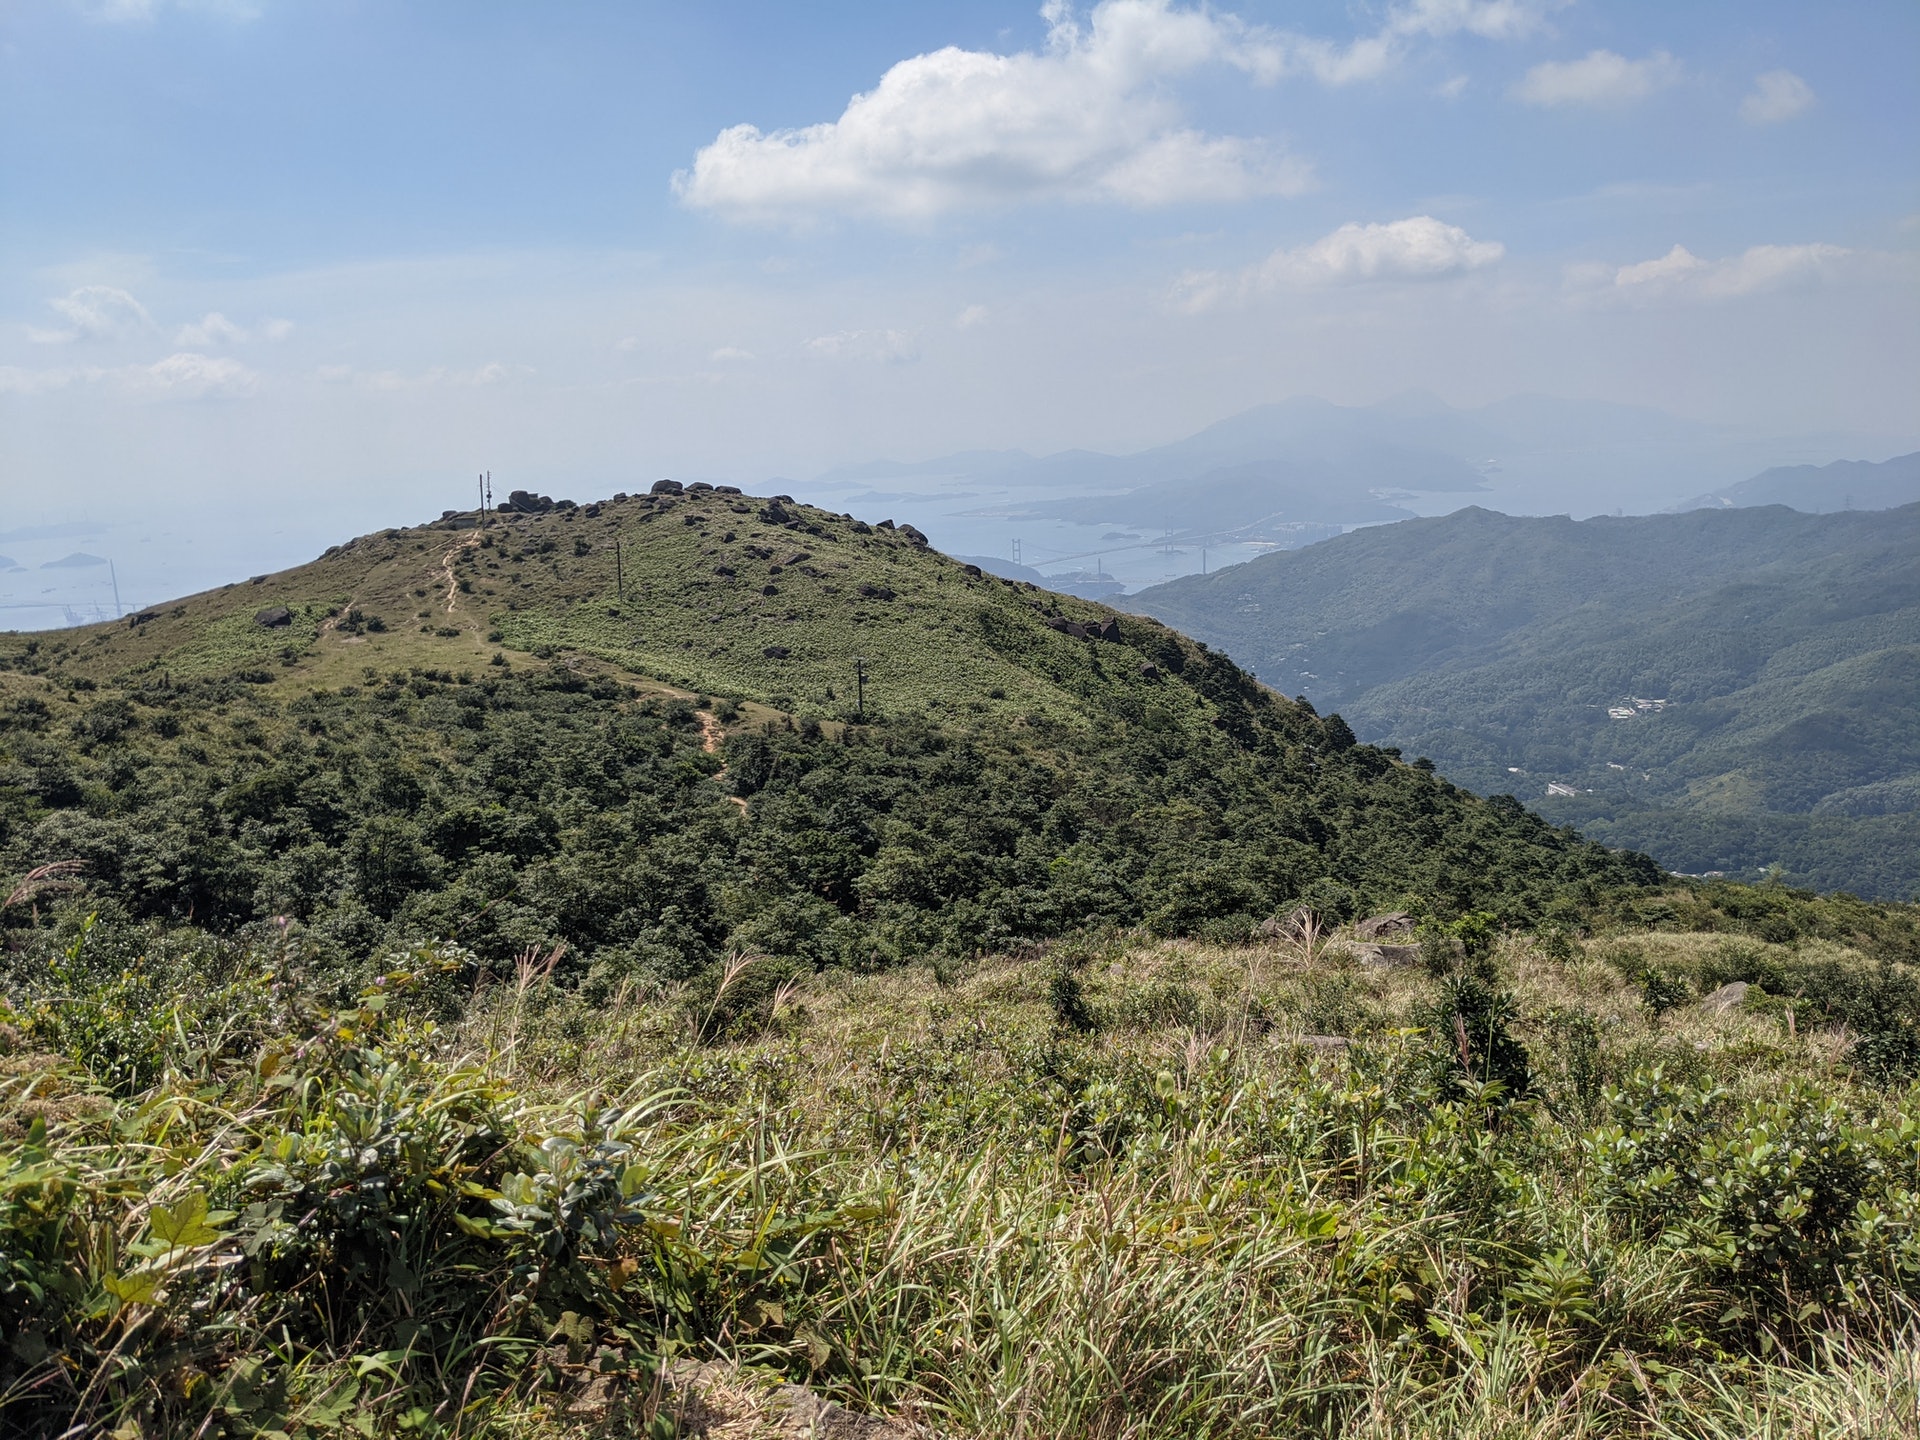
(857, 583), (895, 601)
(687, 481), (714, 492)
(761, 501), (792, 524)
(1098, 618), (1123, 642)
(1352, 943), (1422, 969)
(876, 519), (895, 530)
(253, 606), (293, 629)
(1139, 662), (1160, 679)
(650, 479), (684, 496)
(502, 489), (558, 513)
(631, 1360), (926, 1439)
(1700, 981), (1750, 1014)
(126, 610), (159, 627)
(715, 484), (742, 494)
(1297, 1035), (1350, 1052)
(249, 574), (268, 585)
(785, 551), (812, 565)
(713, 565), (736, 577)
(1356, 912), (1415, 940)
(763, 645), (791, 659)
(898, 524), (929, 546)
(961, 563), (982, 577)
(851, 521), (873, 534)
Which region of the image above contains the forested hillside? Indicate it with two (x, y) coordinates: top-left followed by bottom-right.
(0, 487), (1654, 985)
(1132, 503), (1920, 897)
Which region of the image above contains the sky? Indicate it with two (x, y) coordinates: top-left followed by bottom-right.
(2, 0), (1917, 622)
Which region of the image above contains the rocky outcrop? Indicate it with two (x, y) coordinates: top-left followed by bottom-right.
(1351, 943), (1422, 969)
(1700, 981), (1750, 1014)
(253, 606), (292, 629)
(1356, 913), (1415, 940)
(502, 489), (561, 513)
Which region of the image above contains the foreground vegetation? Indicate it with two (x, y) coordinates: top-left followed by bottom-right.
(5, 897), (1920, 1438)
(5, 495), (1918, 1435)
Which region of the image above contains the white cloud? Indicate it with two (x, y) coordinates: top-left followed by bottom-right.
(804, 329), (919, 364)
(75, 0), (262, 23)
(710, 346), (756, 362)
(137, 351), (258, 397)
(174, 312), (248, 347)
(1740, 69), (1814, 125)
(677, 2), (1307, 222)
(316, 362), (521, 390)
(955, 305), (990, 330)
(1284, 0), (1546, 85)
(676, 1), (1542, 223)
(30, 285), (155, 343)
(1172, 215), (1504, 310)
(0, 351), (257, 399)
(1436, 74), (1470, 100)
(1578, 241), (1852, 302)
(1512, 49), (1681, 108)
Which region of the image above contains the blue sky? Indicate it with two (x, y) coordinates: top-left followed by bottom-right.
(2, 1), (1917, 617)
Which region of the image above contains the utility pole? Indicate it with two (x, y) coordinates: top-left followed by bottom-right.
(853, 656), (867, 723)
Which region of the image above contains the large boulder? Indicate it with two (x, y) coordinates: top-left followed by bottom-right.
(1356, 913), (1415, 940)
(1700, 981), (1750, 1014)
(1352, 943), (1421, 969)
(650, 479), (684, 496)
(253, 606), (292, 629)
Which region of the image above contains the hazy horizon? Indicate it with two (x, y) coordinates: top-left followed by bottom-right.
(4, 0), (1917, 626)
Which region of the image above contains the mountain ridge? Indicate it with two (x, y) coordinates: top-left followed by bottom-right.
(1129, 502), (1920, 897)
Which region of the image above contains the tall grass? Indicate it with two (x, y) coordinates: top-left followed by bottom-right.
(5, 925), (1919, 1437)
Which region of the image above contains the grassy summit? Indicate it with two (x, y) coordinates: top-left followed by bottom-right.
(0, 489), (1657, 981)
(44, 484), (1195, 727)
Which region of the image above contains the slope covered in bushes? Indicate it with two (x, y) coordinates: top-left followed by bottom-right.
(0, 490), (1657, 980)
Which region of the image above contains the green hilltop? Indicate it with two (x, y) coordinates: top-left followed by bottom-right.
(0, 486), (1656, 980)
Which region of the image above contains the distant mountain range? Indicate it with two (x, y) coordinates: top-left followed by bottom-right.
(1670, 452), (1920, 515)
(808, 393), (1916, 537)
(1130, 503), (1920, 899)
